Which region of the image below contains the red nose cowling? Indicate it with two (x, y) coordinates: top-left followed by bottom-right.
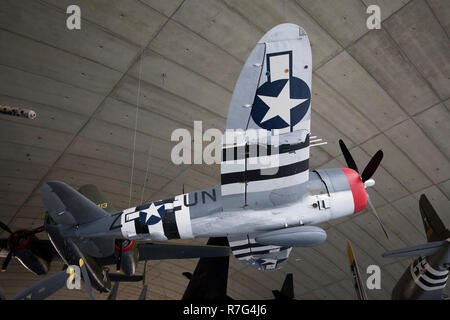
(340, 168), (367, 214)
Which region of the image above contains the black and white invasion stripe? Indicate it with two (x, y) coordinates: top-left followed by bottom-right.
(410, 256), (449, 291)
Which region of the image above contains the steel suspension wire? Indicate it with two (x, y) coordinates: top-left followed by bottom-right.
(140, 140), (153, 205)
(128, 49), (144, 208)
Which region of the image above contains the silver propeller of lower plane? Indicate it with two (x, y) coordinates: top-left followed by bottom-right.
(1, 24), (447, 300)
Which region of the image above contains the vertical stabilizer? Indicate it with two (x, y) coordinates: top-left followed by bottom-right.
(419, 195), (450, 242)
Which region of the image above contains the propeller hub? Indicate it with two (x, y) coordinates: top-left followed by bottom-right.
(114, 239), (135, 253)
(364, 178), (375, 188)
(341, 168), (367, 214)
(7, 229), (33, 251)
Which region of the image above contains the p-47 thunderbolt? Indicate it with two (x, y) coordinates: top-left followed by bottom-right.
(383, 195), (449, 300)
(40, 24), (386, 272)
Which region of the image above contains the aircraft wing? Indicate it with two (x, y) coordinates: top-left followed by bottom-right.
(228, 234), (291, 271)
(137, 241), (230, 260)
(382, 240), (447, 259)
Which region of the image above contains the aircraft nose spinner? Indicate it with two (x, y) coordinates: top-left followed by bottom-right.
(338, 139), (388, 238)
(340, 168), (367, 214)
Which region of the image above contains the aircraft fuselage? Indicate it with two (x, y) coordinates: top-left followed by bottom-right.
(114, 168), (366, 245)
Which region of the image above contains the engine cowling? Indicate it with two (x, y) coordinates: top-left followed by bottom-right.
(114, 239), (138, 276)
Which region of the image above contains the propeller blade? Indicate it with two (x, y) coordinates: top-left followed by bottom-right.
(139, 284), (147, 300)
(22, 225), (45, 238)
(0, 221), (12, 234)
(361, 150), (383, 182)
(367, 196), (389, 239)
(1, 251), (13, 272)
(79, 258), (95, 300)
(339, 140), (359, 173)
(29, 225), (45, 235)
(107, 281), (119, 300)
(13, 270), (68, 300)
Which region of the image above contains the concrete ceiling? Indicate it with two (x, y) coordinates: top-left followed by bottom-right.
(0, 0), (449, 300)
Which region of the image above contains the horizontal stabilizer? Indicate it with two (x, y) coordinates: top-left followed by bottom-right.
(138, 242), (230, 260)
(41, 181), (110, 226)
(228, 234), (292, 271)
(382, 241), (446, 258)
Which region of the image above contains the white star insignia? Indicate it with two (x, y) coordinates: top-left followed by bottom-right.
(258, 81), (308, 125)
(145, 203), (164, 223)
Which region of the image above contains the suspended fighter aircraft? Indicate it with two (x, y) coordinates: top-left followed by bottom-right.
(383, 195), (449, 300)
(0, 184), (230, 294)
(38, 23), (386, 273)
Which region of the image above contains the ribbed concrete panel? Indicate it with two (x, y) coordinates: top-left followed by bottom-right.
(316, 51), (407, 131)
(0, 0), (139, 72)
(427, 0), (450, 35)
(324, 279), (355, 300)
(439, 179), (450, 198)
(348, 29), (439, 115)
(361, 134), (432, 193)
(384, 0), (450, 99)
(140, 0), (183, 17)
(67, 137), (184, 178)
(44, 0), (167, 46)
(173, 0), (263, 61)
(311, 111), (355, 157)
(224, 0), (343, 68)
(128, 50), (231, 118)
(96, 98), (189, 143)
(0, 120), (73, 151)
(361, 0), (410, 20)
(150, 20), (242, 91)
(312, 74), (379, 144)
(0, 159), (48, 182)
(386, 119), (450, 184)
(0, 142), (60, 167)
(79, 119), (174, 157)
(413, 104), (450, 159)
(0, 30), (122, 95)
(0, 65), (104, 116)
(113, 76), (226, 130)
(54, 154), (171, 189)
(295, 0), (368, 47)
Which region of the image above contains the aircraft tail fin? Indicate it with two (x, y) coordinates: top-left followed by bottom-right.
(182, 237), (230, 300)
(272, 273), (294, 299)
(78, 184), (116, 214)
(419, 194), (450, 242)
(382, 240), (448, 259)
(41, 181), (110, 227)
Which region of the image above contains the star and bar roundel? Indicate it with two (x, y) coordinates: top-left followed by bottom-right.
(139, 201), (166, 226)
(251, 51), (311, 131)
